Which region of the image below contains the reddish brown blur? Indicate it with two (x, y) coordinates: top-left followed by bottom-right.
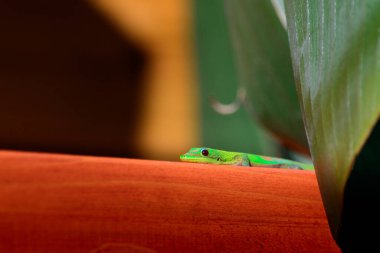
(0, 151), (340, 253)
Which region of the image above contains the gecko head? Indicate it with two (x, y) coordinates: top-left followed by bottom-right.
(180, 147), (224, 164)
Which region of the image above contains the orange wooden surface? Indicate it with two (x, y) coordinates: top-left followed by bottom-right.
(0, 151), (340, 252)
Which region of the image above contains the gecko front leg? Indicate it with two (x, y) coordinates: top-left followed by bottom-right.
(234, 154), (250, 166)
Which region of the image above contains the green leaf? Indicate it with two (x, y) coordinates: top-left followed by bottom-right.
(194, 0), (278, 155)
(284, 0), (380, 247)
(225, 0), (309, 154)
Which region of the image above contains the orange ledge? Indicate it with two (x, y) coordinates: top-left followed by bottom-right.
(0, 151), (340, 252)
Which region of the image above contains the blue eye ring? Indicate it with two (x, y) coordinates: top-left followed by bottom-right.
(201, 149), (209, 156)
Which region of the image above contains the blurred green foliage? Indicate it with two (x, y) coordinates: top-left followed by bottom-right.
(194, 0), (277, 155)
(225, 0), (309, 154)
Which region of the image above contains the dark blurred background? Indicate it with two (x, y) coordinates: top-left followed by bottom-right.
(0, 0), (148, 157)
(0, 0), (277, 160)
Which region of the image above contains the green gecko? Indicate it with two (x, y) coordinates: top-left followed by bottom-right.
(180, 147), (314, 170)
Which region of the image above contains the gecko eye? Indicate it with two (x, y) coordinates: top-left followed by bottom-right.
(201, 149), (209, 156)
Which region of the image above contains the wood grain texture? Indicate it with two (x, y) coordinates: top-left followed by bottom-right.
(0, 151), (340, 253)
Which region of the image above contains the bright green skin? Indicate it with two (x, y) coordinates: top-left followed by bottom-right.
(180, 147), (314, 170)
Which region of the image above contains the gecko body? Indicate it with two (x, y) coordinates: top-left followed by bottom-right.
(180, 147), (314, 170)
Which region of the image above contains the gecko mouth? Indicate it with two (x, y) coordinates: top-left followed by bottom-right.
(180, 155), (208, 162)
(180, 155), (218, 165)
(180, 155), (198, 161)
